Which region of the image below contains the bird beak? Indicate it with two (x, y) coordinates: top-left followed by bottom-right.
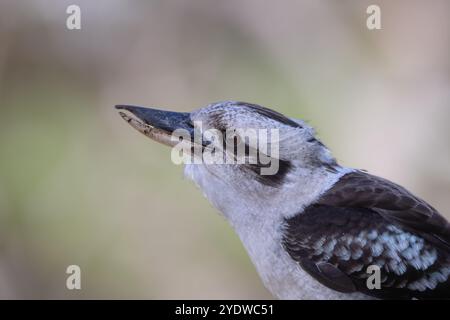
(115, 105), (194, 147)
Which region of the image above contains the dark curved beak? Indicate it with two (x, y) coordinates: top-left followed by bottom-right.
(115, 105), (193, 133)
(115, 105), (194, 146)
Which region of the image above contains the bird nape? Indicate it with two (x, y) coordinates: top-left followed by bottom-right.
(116, 100), (450, 300)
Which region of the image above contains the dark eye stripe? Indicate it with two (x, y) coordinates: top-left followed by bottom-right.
(237, 102), (302, 129)
(242, 159), (292, 187)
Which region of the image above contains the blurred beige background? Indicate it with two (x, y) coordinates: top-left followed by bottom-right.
(0, 0), (449, 299)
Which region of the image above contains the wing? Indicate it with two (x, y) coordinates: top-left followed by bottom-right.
(318, 171), (450, 249)
(282, 170), (450, 299)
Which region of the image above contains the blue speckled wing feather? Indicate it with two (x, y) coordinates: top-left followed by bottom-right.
(283, 171), (450, 299)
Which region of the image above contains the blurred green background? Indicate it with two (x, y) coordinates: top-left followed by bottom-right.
(0, 0), (449, 299)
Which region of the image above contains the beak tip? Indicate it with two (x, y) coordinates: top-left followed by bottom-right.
(117, 111), (131, 122)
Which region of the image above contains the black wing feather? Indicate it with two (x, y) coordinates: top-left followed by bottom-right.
(282, 170), (450, 299)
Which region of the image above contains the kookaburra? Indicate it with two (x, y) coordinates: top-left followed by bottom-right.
(116, 101), (450, 299)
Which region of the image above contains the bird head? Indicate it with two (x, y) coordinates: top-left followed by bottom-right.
(116, 101), (339, 222)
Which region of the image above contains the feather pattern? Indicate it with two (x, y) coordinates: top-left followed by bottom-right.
(283, 171), (450, 299)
